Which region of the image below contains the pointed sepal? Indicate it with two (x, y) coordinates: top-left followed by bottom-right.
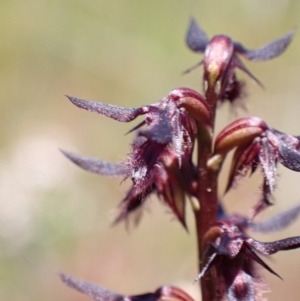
(249, 203), (300, 233)
(113, 184), (155, 227)
(66, 95), (146, 122)
(59, 272), (195, 301)
(59, 272), (123, 301)
(234, 29), (295, 62)
(278, 142), (300, 171)
(247, 236), (300, 256)
(225, 140), (260, 193)
(186, 17), (209, 53)
(61, 150), (129, 177)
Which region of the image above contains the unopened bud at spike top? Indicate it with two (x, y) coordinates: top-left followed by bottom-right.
(204, 35), (234, 87)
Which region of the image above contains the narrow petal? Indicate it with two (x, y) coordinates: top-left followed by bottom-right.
(214, 117), (267, 155)
(66, 95), (145, 122)
(126, 121), (146, 135)
(61, 150), (129, 177)
(234, 29), (295, 61)
(249, 203), (300, 233)
(171, 109), (184, 166)
(59, 272), (123, 301)
(232, 55), (264, 89)
(186, 17), (209, 53)
(251, 190), (273, 219)
(225, 140), (260, 193)
(157, 177), (187, 229)
(160, 155), (199, 229)
(182, 60), (203, 75)
(244, 246), (282, 279)
(113, 184), (155, 226)
(278, 142), (300, 171)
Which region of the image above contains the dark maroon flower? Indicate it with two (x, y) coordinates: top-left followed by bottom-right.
(59, 272), (195, 301)
(195, 220), (300, 301)
(63, 88), (209, 228)
(113, 149), (199, 228)
(228, 202), (300, 234)
(213, 117), (300, 191)
(210, 117), (300, 215)
(185, 18), (294, 105)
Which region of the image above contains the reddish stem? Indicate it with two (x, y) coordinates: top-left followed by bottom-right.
(195, 85), (219, 301)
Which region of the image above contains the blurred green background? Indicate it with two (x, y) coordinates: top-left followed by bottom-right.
(1, 0), (300, 300)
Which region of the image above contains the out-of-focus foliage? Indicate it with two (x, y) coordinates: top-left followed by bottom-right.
(1, 1), (300, 300)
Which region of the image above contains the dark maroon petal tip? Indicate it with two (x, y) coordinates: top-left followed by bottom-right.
(113, 184), (155, 227)
(65, 95), (145, 122)
(186, 17), (209, 53)
(61, 150), (129, 177)
(245, 245), (282, 280)
(233, 56), (264, 89)
(234, 29), (295, 62)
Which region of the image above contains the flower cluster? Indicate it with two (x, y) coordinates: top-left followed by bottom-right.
(61, 15), (300, 301)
